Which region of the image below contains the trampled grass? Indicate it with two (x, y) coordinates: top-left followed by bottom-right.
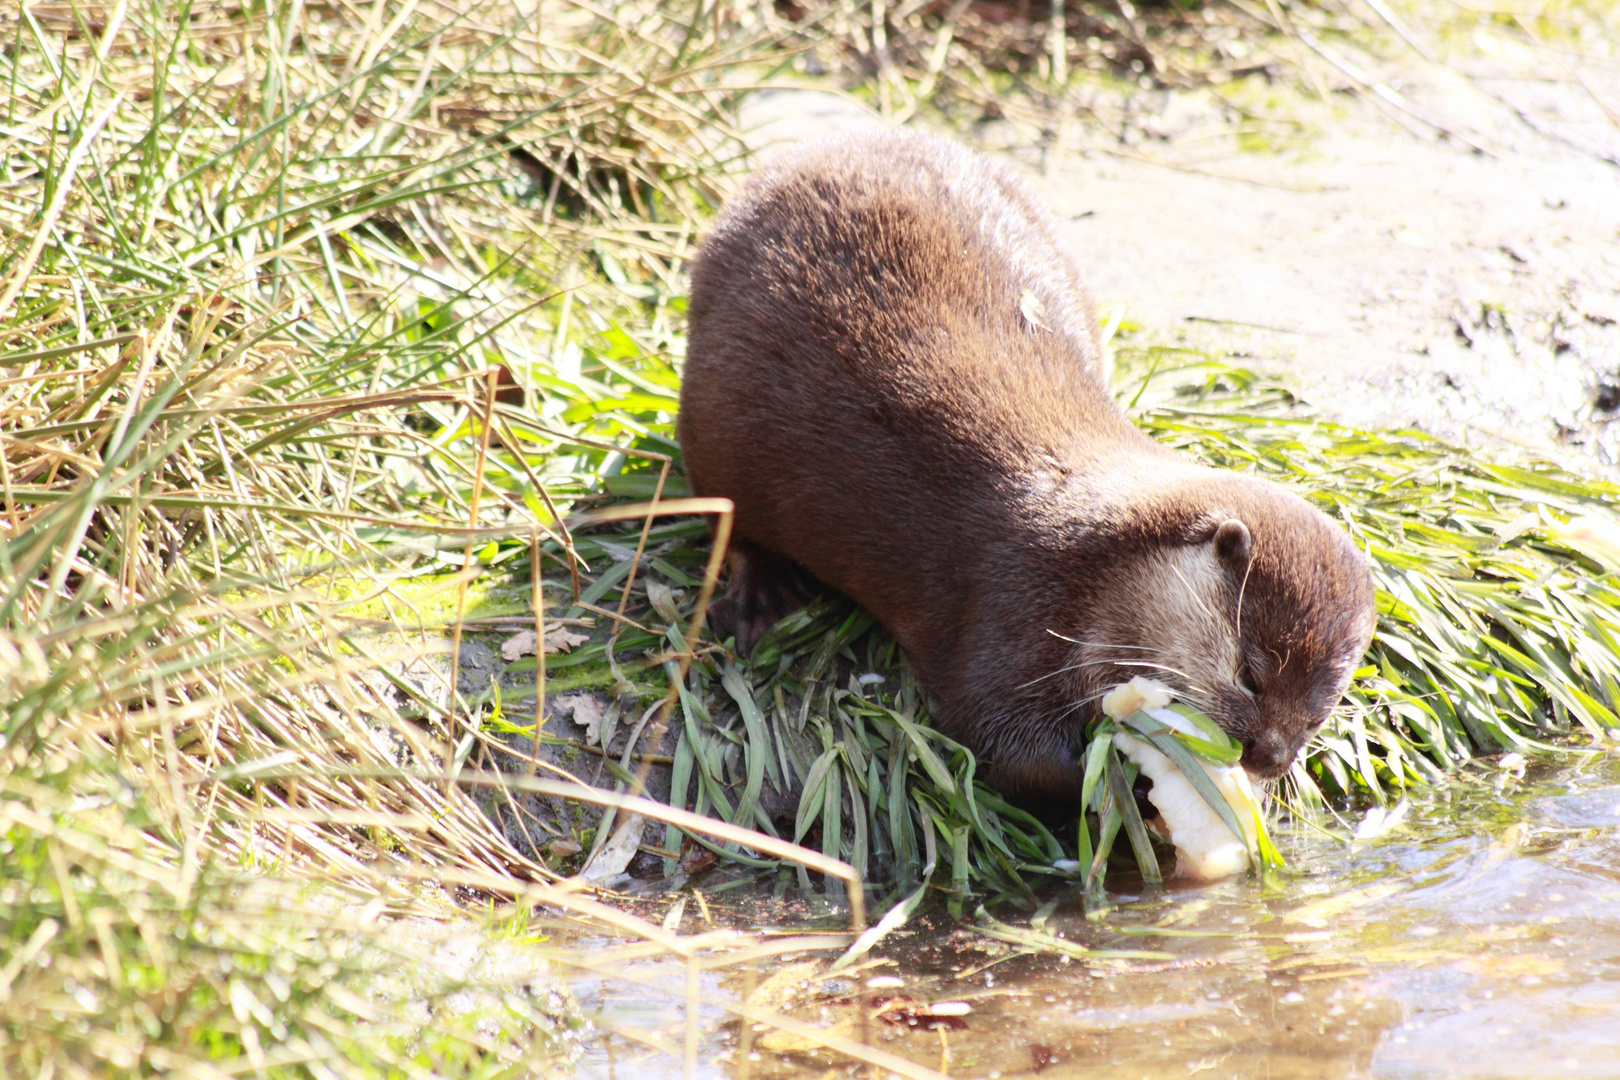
(555, 356), (1620, 909)
(7, 0), (1620, 1075)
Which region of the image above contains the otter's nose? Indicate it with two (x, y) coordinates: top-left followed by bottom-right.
(1240, 731), (1294, 780)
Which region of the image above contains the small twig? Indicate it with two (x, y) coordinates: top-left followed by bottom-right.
(1080, 140), (1332, 192)
(1577, 71), (1620, 128)
(1295, 28), (1499, 156)
(891, 0), (971, 125)
(612, 455), (670, 641)
(569, 741), (674, 766)
(575, 599), (656, 635)
(446, 368), (501, 792)
(1358, 0), (1440, 63)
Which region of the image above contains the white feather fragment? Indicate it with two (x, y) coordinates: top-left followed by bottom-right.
(1101, 677), (1257, 881)
(1018, 288), (1051, 332)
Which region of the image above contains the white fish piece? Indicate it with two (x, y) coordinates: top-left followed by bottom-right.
(1099, 676), (1173, 719)
(1101, 677), (1258, 881)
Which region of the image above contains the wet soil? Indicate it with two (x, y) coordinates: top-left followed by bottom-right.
(738, 20), (1620, 467)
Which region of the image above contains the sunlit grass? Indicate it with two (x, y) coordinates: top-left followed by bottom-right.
(552, 353), (1620, 918)
(7, 0), (1620, 1074)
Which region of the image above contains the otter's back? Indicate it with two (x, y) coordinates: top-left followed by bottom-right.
(686, 131), (1104, 434)
(678, 130), (1124, 652)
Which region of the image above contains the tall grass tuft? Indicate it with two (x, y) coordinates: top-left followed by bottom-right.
(0, 0), (893, 1073)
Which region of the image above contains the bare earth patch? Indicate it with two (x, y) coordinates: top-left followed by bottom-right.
(740, 25), (1620, 466)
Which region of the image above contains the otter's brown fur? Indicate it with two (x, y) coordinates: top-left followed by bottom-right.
(678, 130), (1375, 803)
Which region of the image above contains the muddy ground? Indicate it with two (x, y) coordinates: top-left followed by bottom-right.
(740, 16), (1620, 467)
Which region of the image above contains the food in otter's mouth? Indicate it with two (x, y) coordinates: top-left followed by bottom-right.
(1100, 677), (1264, 881)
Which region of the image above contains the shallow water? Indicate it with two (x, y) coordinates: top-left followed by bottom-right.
(570, 748), (1620, 1079)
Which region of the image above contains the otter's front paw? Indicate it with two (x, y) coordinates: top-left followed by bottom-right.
(706, 541), (818, 656)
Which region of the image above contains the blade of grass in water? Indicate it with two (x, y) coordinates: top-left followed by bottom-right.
(1106, 745), (1164, 885)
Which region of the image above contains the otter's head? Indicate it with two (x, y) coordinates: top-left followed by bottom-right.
(1075, 476), (1376, 780)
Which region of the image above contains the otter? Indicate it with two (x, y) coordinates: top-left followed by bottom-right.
(677, 130), (1375, 807)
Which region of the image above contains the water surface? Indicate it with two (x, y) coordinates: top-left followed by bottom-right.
(570, 749), (1620, 1079)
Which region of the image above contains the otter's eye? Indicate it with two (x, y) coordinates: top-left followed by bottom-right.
(1235, 664), (1259, 699)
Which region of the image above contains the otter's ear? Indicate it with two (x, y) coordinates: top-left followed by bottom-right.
(1213, 519), (1252, 566)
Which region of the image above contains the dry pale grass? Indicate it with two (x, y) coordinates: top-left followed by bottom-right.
(0, 1), (924, 1075)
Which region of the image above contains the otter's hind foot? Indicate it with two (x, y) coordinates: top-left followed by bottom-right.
(707, 540), (819, 656)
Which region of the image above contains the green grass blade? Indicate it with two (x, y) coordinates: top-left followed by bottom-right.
(1105, 747), (1162, 885)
